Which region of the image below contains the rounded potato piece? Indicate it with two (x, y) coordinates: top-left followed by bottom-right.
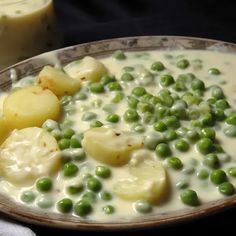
(64, 56), (108, 82)
(0, 127), (61, 186)
(82, 127), (143, 166)
(3, 85), (60, 129)
(37, 66), (81, 97)
(0, 118), (10, 145)
(113, 158), (167, 203)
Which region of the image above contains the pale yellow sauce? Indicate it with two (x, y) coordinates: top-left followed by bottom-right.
(0, 49), (236, 221)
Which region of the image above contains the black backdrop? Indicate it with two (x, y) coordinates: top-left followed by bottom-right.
(31, 0), (236, 235)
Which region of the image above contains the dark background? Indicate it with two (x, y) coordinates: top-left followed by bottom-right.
(32, 0), (235, 234)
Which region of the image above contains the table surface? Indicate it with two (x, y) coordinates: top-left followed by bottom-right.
(4, 0), (236, 234)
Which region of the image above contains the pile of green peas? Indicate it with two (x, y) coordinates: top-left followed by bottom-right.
(20, 50), (236, 216)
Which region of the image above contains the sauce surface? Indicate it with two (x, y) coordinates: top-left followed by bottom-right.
(0, 49), (236, 221)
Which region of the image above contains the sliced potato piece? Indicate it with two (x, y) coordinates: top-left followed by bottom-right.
(0, 118), (10, 145)
(0, 127), (61, 186)
(37, 66), (81, 97)
(64, 56), (108, 82)
(3, 85), (60, 129)
(113, 158), (167, 203)
(82, 127), (143, 166)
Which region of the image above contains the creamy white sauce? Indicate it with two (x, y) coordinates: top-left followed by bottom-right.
(0, 49), (236, 221)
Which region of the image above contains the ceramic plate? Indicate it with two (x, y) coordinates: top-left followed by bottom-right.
(0, 36), (236, 230)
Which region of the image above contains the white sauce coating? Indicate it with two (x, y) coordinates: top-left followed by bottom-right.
(0, 49), (236, 221)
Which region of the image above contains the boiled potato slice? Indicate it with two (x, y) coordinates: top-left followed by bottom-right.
(37, 66), (81, 97)
(113, 158), (167, 203)
(3, 85), (60, 129)
(0, 118), (10, 145)
(64, 56), (108, 82)
(0, 127), (61, 186)
(82, 127), (143, 166)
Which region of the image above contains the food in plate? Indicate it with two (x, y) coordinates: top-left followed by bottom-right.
(0, 49), (236, 221)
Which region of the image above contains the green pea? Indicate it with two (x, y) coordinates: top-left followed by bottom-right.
(36, 177), (52, 192)
(82, 191), (97, 203)
(112, 92), (124, 103)
(132, 86), (146, 97)
(95, 166), (111, 178)
(57, 198), (73, 213)
(201, 113), (214, 126)
(170, 102), (187, 119)
(87, 177), (102, 192)
(123, 109), (140, 123)
(61, 95), (73, 106)
(121, 72), (134, 81)
(200, 128), (216, 140)
(20, 191), (36, 203)
(191, 79), (205, 91)
(82, 112), (97, 121)
(155, 143), (171, 158)
(186, 130), (200, 142)
(51, 129), (62, 140)
(103, 104), (116, 113)
(175, 139), (189, 152)
(70, 134), (83, 148)
(160, 74), (174, 87)
(58, 138), (70, 150)
(172, 80), (187, 91)
(197, 138), (214, 154)
(228, 167), (236, 177)
(89, 82), (104, 93)
(90, 120), (103, 128)
(37, 196), (54, 209)
(74, 200), (92, 216)
(163, 115), (180, 129)
(224, 125), (236, 137)
(107, 82), (122, 91)
(150, 96), (162, 105)
(127, 96), (139, 109)
(176, 127), (188, 137)
(74, 91), (88, 100)
(67, 184), (84, 195)
(134, 200), (152, 214)
(197, 169), (209, 180)
(213, 109), (225, 121)
(106, 114), (120, 123)
(63, 163), (79, 177)
(99, 191), (112, 201)
(218, 182), (235, 196)
(143, 111), (156, 124)
(167, 157), (183, 170)
(182, 166), (195, 175)
(132, 123), (146, 133)
(153, 121), (167, 132)
(112, 50), (126, 60)
(137, 102), (154, 113)
(226, 114), (236, 125)
(180, 189), (199, 206)
(60, 119), (73, 129)
(122, 66), (134, 72)
(210, 169), (227, 185)
(151, 61), (165, 71)
(61, 128), (75, 139)
(215, 99), (230, 109)
(176, 59), (190, 69)
(103, 205), (115, 214)
(203, 153), (220, 169)
(42, 119), (59, 132)
(139, 93), (153, 103)
(155, 105), (170, 119)
(165, 130), (178, 141)
(176, 180), (189, 189)
(208, 68), (221, 75)
(100, 75), (116, 85)
(144, 133), (164, 150)
(211, 86), (224, 99)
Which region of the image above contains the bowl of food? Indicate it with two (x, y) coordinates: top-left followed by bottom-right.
(0, 36), (236, 230)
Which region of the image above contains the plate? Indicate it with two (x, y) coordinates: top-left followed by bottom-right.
(0, 36), (236, 230)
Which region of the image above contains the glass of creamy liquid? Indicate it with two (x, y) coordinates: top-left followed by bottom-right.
(0, 0), (63, 70)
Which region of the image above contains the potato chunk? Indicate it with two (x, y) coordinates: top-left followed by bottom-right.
(0, 127), (61, 186)
(0, 118), (10, 145)
(37, 66), (81, 97)
(82, 127), (143, 166)
(64, 56), (108, 82)
(113, 156), (167, 203)
(3, 85), (60, 129)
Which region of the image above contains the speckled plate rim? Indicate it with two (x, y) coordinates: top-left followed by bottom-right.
(0, 35), (236, 231)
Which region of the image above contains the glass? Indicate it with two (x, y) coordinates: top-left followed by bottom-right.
(0, 0), (63, 70)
